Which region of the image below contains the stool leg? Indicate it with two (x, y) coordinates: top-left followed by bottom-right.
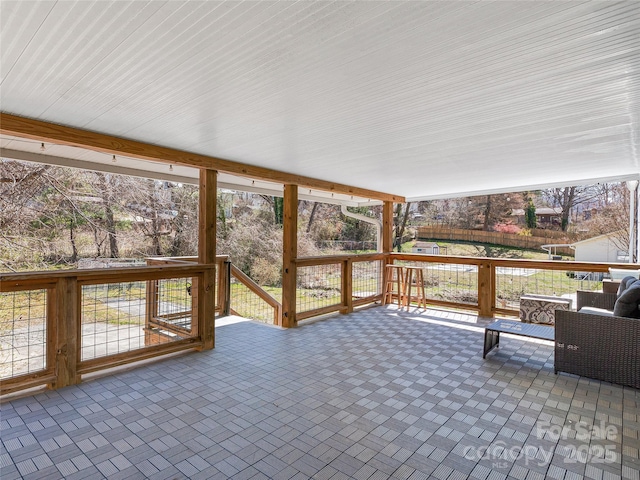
(417, 270), (426, 309)
(396, 268), (402, 307)
(405, 268), (413, 310)
(383, 267), (393, 305)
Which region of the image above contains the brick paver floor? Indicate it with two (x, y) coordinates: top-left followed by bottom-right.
(1, 306), (638, 479)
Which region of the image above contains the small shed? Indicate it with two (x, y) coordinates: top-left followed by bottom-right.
(412, 241), (440, 254)
(571, 232), (627, 263)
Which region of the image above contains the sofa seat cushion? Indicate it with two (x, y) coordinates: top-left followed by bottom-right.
(578, 307), (615, 317)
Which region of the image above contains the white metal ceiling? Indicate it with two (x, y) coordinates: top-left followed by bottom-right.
(1, 1), (639, 201)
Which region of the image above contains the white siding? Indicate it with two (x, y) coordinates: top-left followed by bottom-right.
(574, 237), (620, 263)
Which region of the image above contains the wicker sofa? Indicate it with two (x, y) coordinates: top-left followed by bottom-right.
(555, 290), (640, 389)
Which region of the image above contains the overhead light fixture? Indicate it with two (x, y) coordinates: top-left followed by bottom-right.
(169, 165), (173, 172)
(40, 143), (46, 152)
(112, 155), (117, 163)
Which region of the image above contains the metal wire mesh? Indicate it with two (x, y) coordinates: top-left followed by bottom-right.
(352, 260), (382, 300)
(229, 279), (279, 323)
(297, 264), (342, 313)
(0, 289), (47, 379)
(81, 278), (193, 361)
(155, 277), (193, 332)
(394, 260), (478, 306)
(495, 267), (602, 310)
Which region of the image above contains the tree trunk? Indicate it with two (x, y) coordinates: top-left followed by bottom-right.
(306, 202), (319, 233)
(560, 187), (576, 231)
(93, 227), (102, 257)
(273, 197), (284, 226)
(170, 212), (184, 257)
(151, 212), (162, 256)
(483, 195), (492, 231)
(69, 217), (78, 263)
(96, 173), (119, 258)
(394, 202), (412, 252)
(105, 203), (118, 258)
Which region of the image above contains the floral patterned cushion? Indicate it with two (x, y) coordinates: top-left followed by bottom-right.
(519, 296), (572, 325)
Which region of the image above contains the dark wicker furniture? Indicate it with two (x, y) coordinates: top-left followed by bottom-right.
(554, 291), (640, 389)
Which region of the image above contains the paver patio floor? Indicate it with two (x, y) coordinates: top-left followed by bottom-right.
(1, 306), (638, 479)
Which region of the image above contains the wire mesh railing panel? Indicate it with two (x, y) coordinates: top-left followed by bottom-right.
(297, 264), (342, 313)
(229, 280), (278, 323)
(495, 267), (603, 310)
(395, 260), (479, 306)
(0, 289), (47, 379)
(81, 278), (192, 361)
(156, 277), (193, 332)
(352, 260), (382, 300)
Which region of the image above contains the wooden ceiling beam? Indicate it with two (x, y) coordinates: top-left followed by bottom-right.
(0, 113), (404, 203)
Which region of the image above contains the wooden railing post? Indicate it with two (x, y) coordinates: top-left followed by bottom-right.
(281, 184), (298, 327)
(198, 169), (217, 350)
(212, 259), (231, 317)
(478, 260), (494, 317)
(223, 260), (231, 316)
(51, 277), (79, 389)
(341, 258), (353, 314)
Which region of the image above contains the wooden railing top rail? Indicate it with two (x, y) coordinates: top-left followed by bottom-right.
(391, 253), (636, 272)
(146, 255), (229, 265)
(0, 263), (217, 291)
(296, 253), (385, 267)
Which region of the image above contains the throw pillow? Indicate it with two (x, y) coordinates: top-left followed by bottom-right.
(617, 275), (639, 297)
(613, 280), (640, 318)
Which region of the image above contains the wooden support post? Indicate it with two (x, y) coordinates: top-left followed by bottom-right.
(381, 201), (394, 297)
(198, 169), (217, 349)
(382, 201), (393, 255)
(281, 184), (298, 328)
(51, 277), (79, 389)
(341, 259), (353, 314)
(478, 260), (493, 317)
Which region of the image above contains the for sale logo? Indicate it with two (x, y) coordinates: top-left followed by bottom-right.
(462, 420), (618, 468)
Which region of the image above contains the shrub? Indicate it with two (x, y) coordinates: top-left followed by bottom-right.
(493, 223), (521, 234)
(251, 257), (281, 286)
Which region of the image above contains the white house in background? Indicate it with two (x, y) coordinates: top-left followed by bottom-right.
(571, 232), (628, 263)
(412, 241), (440, 254)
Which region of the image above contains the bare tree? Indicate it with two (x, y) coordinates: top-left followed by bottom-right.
(543, 186), (597, 231)
(393, 203), (412, 251)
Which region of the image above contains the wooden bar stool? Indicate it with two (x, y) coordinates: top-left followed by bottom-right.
(383, 264), (406, 306)
(404, 266), (427, 309)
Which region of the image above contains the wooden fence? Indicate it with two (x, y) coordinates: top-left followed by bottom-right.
(416, 227), (573, 255)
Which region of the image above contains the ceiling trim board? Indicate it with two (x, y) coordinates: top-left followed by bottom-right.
(0, 113), (404, 203)
(0, 148), (198, 186)
(407, 173), (640, 202)
(0, 147), (375, 207)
